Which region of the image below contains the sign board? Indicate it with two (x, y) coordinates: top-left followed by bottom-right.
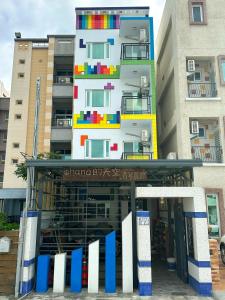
(0, 236), (11, 253)
(63, 168), (148, 182)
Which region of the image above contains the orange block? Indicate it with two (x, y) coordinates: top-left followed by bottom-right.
(80, 135), (88, 146)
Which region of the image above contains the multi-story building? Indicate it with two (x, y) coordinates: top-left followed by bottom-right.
(0, 97), (9, 187)
(156, 0), (225, 238)
(3, 34), (75, 189)
(73, 6), (157, 160)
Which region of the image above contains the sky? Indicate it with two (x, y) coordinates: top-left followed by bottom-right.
(0, 0), (166, 92)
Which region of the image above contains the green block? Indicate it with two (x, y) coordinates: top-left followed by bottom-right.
(120, 59), (151, 65)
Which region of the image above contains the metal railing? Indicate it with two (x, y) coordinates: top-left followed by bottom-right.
(191, 146), (223, 163)
(52, 115), (72, 127)
(53, 75), (73, 85)
(121, 43), (150, 60)
(121, 152), (153, 160)
(188, 82), (217, 98)
(121, 96), (151, 114)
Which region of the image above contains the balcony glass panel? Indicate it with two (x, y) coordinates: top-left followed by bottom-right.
(188, 82), (217, 98)
(191, 146), (222, 163)
(121, 96), (151, 114)
(121, 43), (149, 60)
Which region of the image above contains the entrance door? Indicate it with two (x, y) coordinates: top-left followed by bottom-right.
(174, 200), (188, 283)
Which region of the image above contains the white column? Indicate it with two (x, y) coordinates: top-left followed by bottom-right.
(53, 253), (67, 293)
(20, 211), (38, 295)
(122, 212), (133, 293)
(136, 211), (152, 296)
(88, 240), (99, 293)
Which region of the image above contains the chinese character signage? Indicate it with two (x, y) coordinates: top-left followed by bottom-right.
(63, 168), (147, 181)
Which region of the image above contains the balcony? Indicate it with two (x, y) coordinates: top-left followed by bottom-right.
(121, 43), (150, 62)
(121, 96), (151, 114)
(121, 152), (153, 160)
(188, 82), (217, 98)
(191, 146), (222, 163)
(53, 76), (73, 85)
(52, 115), (72, 128)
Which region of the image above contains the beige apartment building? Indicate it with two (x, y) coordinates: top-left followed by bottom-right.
(1, 35), (74, 215)
(156, 0), (225, 238)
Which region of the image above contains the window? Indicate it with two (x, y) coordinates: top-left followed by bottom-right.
(192, 5), (203, 22)
(19, 59), (25, 64)
(87, 43), (110, 59)
(124, 142), (142, 153)
(13, 143), (20, 148)
(207, 194), (220, 237)
(188, 0), (207, 25)
(18, 73), (24, 78)
(198, 127), (205, 137)
(86, 90), (110, 107)
(218, 56), (225, 86)
(0, 130), (7, 142)
(4, 111), (9, 121)
(15, 114), (22, 120)
(16, 99), (23, 105)
(0, 152), (5, 161)
(85, 139), (110, 158)
(11, 159), (18, 164)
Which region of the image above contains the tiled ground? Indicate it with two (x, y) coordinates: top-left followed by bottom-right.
(152, 260), (196, 296)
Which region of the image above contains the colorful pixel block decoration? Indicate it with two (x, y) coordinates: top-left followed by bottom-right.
(80, 135), (88, 146)
(104, 82), (114, 90)
(79, 39), (86, 48)
(76, 15), (120, 30)
(74, 86), (78, 99)
(74, 111), (120, 128)
(110, 144), (118, 151)
(107, 38), (114, 45)
(74, 63), (119, 76)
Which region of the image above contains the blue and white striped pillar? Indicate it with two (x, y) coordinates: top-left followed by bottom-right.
(20, 211), (38, 295)
(136, 211), (152, 296)
(184, 189), (212, 296)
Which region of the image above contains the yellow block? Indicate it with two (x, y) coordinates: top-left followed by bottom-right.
(103, 15), (107, 28)
(73, 124), (120, 129)
(127, 155), (150, 160)
(78, 65), (84, 72)
(88, 15), (92, 29)
(121, 114), (154, 120)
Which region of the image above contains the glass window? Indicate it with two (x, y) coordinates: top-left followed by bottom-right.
(87, 43), (110, 59)
(85, 140), (110, 158)
(207, 194), (220, 237)
(86, 90), (110, 107)
(194, 71), (201, 81)
(218, 56), (225, 85)
(124, 142), (141, 153)
(199, 127), (205, 137)
(192, 5), (203, 22)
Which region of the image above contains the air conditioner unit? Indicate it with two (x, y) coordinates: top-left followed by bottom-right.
(65, 77), (71, 84)
(167, 152), (177, 160)
(59, 77), (66, 84)
(139, 29), (147, 42)
(191, 121), (199, 134)
(187, 60), (195, 72)
(141, 76), (148, 88)
(57, 119), (66, 126)
(141, 130), (148, 142)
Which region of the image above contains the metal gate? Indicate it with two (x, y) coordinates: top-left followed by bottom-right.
(38, 181), (132, 286)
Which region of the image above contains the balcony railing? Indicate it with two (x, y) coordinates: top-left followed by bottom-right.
(121, 43), (150, 60)
(52, 115), (72, 127)
(121, 152), (153, 160)
(121, 96), (151, 114)
(188, 82), (217, 98)
(191, 146), (222, 163)
(53, 75), (73, 85)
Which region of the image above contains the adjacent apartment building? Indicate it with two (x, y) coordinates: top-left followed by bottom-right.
(156, 0), (225, 238)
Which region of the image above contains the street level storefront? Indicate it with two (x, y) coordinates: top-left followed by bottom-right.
(15, 159), (212, 297)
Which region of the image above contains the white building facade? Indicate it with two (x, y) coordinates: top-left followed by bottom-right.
(73, 7), (158, 161)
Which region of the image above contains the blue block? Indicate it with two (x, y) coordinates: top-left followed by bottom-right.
(139, 282), (152, 296)
(71, 248), (83, 293)
(21, 278), (34, 295)
(36, 255), (50, 293)
(105, 231), (116, 293)
(107, 38), (114, 45)
(188, 275), (212, 296)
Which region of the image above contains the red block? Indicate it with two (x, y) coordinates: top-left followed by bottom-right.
(74, 86), (78, 99)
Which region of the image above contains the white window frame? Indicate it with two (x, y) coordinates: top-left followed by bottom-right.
(192, 4), (203, 23)
(206, 193), (221, 237)
(123, 141), (141, 153)
(85, 139), (110, 159)
(85, 89), (110, 108)
(87, 42), (110, 59)
(194, 71), (202, 82)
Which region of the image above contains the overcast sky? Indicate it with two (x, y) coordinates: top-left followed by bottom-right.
(0, 0), (165, 92)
